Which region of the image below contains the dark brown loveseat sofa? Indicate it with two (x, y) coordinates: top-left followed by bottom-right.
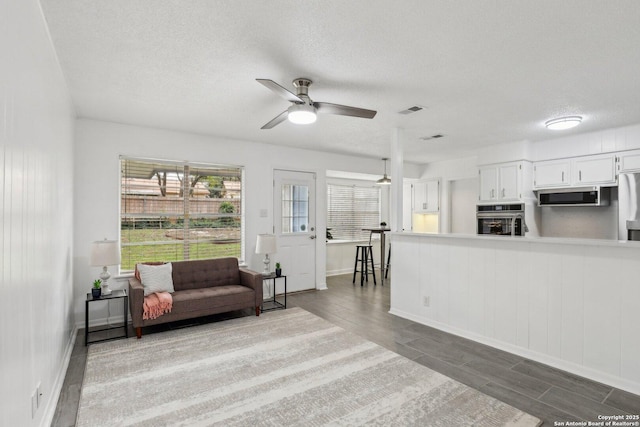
(129, 257), (262, 338)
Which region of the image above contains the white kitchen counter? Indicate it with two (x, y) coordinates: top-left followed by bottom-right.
(389, 231), (640, 395)
(394, 231), (640, 248)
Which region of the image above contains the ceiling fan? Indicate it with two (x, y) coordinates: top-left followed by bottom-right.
(256, 78), (377, 129)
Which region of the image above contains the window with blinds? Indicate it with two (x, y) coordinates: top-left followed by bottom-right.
(120, 157), (243, 272)
(327, 184), (381, 241)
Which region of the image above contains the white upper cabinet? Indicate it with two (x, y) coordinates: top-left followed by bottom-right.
(573, 155), (616, 185)
(617, 150), (640, 174)
(533, 160), (571, 189)
(533, 154), (616, 189)
(499, 163), (519, 199)
(478, 161), (532, 202)
(479, 167), (498, 201)
(413, 180), (439, 213)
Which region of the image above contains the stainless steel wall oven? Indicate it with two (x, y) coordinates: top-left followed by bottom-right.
(476, 203), (527, 236)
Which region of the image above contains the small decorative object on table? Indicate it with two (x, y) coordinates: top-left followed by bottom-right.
(275, 262), (282, 277)
(380, 221), (387, 227)
(91, 279), (102, 299)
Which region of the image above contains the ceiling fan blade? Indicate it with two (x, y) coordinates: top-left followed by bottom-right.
(256, 79), (303, 103)
(314, 102), (377, 119)
(261, 110), (288, 129)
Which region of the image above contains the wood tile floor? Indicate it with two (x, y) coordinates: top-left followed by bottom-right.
(53, 274), (640, 426)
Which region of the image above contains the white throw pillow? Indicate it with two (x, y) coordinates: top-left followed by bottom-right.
(137, 263), (175, 296)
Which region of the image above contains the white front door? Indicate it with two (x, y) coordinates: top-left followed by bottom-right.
(273, 170), (316, 292)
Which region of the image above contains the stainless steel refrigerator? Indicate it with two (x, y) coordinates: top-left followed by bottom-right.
(618, 172), (640, 240)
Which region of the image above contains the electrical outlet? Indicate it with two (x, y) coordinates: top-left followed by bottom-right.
(423, 296), (430, 307)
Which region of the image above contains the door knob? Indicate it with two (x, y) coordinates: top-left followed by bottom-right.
(310, 235), (316, 240)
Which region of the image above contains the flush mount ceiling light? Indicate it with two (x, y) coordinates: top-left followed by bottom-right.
(376, 158), (391, 185)
(288, 103), (317, 125)
(545, 116), (582, 130)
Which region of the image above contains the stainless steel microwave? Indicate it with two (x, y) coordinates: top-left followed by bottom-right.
(536, 186), (610, 207)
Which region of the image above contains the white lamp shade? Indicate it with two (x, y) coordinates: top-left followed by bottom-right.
(90, 239), (121, 266)
(255, 234), (277, 254)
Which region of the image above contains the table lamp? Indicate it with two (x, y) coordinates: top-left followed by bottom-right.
(255, 234), (276, 275)
(90, 239), (121, 296)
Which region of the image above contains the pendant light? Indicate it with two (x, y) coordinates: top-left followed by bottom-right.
(376, 158), (391, 185)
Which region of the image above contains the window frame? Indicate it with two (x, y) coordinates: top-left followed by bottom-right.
(119, 156), (245, 273)
(326, 180), (382, 242)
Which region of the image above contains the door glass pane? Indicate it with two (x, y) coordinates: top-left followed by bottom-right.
(281, 184), (309, 233)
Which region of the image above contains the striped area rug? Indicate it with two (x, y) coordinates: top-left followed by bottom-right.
(77, 308), (541, 426)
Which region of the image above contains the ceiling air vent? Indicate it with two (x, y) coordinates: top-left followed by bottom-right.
(398, 105), (424, 115)
(420, 134), (444, 141)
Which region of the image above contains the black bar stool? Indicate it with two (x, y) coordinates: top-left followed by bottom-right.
(352, 244), (377, 286)
(384, 244), (391, 279)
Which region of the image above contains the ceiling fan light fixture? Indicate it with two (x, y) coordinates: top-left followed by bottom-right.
(545, 116), (582, 130)
(257, 78), (376, 129)
(288, 104), (317, 125)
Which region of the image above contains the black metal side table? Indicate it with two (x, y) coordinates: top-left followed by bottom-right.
(261, 274), (287, 312)
(85, 289), (129, 345)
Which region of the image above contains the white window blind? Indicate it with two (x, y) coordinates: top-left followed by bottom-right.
(120, 157), (243, 272)
(327, 184), (381, 241)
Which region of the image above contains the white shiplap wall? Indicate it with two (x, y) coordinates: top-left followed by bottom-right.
(390, 234), (640, 395)
(0, 1), (75, 426)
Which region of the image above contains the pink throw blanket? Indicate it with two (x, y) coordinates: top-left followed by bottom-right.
(143, 292), (173, 320)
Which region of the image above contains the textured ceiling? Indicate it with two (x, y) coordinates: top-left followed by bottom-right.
(40, 0), (640, 164)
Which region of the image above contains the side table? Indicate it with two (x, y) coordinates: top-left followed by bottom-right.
(85, 289), (129, 345)
(262, 274), (287, 312)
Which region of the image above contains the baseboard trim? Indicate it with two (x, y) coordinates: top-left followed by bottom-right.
(388, 307), (640, 396)
(326, 268), (353, 276)
(41, 325), (78, 427)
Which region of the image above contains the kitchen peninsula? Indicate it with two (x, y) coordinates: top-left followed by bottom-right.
(389, 232), (640, 395)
